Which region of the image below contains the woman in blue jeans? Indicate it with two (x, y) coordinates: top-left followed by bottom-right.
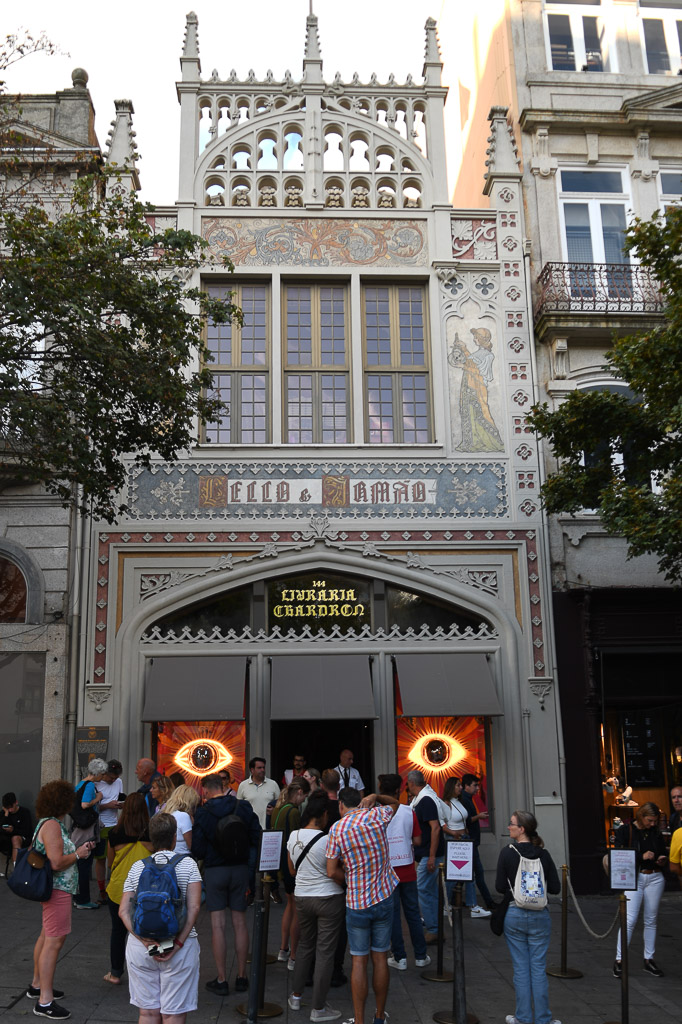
(495, 810), (561, 1024)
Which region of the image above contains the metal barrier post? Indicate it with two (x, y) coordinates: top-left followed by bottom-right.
(433, 882), (478, 1024)
(547, 864), (583, 979)
(605, 893), (629, 1024)
(237, 873), (282, 1019)
(423, 863), (453, 982)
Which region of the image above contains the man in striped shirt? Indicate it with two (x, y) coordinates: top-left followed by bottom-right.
(327, 787), (399, 1024)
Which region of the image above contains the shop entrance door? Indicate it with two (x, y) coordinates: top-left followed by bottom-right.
(270, 718), (373, 791)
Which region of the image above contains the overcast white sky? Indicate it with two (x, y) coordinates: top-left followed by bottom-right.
(6, 0), (448, 204)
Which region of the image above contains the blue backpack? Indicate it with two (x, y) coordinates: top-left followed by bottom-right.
(132, 853), (188, 940)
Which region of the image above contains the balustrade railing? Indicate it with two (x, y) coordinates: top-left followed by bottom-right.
(534, 262), (663, 318)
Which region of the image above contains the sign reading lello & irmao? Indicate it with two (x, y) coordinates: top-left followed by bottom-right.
(198, 475), (437, 509)
(126, 461), (508, 521)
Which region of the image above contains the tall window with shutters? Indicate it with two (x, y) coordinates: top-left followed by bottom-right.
(363, 284), (431, 444)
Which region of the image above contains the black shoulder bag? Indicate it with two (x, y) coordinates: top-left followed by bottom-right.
(70, 782), (99, 830)
(293, 831), (325, 873)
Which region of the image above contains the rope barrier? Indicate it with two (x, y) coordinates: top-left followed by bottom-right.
(565, 872), (621, 940)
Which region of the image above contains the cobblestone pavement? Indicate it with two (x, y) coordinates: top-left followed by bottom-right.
(1, 878), (681, 1023)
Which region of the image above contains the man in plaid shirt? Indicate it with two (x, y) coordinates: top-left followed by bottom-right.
(327, 787), (400, 1024)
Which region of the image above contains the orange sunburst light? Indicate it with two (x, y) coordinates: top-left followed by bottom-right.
(156, 720), (246, 789)
(397, 715), (488, 801)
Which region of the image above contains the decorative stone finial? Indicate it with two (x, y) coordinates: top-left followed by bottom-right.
(71, 68), (88, 89)
(424, 17), (442, 65)
(183, 11), (199, 58)
(105, 99), (141, 192)
(423, 17), (443, 86)
(485, 106), (520, 178)
(304, 13), (322, 62)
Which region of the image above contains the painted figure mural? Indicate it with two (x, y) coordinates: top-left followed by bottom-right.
(449, 327), (504, 452)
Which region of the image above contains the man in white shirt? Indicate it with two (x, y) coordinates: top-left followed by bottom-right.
(237, 756), (281, 904)
(335, 749), (364, 796)
(94, 758), (123, 903)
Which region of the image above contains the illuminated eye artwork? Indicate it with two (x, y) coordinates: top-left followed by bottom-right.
(397, 715), (488, 798)
(156, 720), (246, 788)
(175, 739), (232, 776)
(407, 732), (466, 773)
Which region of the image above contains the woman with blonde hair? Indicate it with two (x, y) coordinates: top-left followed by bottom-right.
(149, 776), (175, 815)
(165, 785), (201, 855)
(613, 802), (667, 978)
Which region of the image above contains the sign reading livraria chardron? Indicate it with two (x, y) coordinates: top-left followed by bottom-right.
(125, 462), (508, 521)
(271, 579), (365, 620)
(267, 573), (371, 633)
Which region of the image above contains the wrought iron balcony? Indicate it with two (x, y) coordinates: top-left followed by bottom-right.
(534, 262), (664, 319)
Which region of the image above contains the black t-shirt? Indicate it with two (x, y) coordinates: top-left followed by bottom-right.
(414, 794), (445, 861)
(615, 822), (666, 869)
(108, 824), (150, 848)
(3, 806), (32, 843)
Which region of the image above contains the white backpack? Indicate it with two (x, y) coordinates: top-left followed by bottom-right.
(510, 844), (547, 910)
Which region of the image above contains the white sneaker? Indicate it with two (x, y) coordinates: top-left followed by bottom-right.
(415, 954), (432, 968)
(288, 994), (302, 1011)
(277, 948), (289, 962)
(470, 905), (492, 919)
(310, 1007), (341, 1022)
(288, 958), (296, 971)
(387, 955), (407, 971)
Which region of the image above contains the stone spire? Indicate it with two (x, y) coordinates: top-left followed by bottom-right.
(181, 11), (201, 82)
(484, 105), (521, 193)
(423, 17), (442, 86)
(104, 99), (141, 193)
(303, 13), (323, 85)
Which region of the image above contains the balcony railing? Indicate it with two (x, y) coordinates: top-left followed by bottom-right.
(534, 262), (664, 319)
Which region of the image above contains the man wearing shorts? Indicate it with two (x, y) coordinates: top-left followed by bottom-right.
(119, 813), (202, 1024)
(192, 773), (261, 997)
(326, 787), (399, 1024)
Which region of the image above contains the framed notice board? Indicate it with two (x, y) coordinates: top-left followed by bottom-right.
(622, 712), (664, 788)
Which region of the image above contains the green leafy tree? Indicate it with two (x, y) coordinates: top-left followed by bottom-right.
(528, 206), (682, 582)
(0, 176), (238, 520)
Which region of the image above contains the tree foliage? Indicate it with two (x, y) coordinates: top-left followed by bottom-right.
(528, 206), (682, 582)
(0, 176), (239, 520)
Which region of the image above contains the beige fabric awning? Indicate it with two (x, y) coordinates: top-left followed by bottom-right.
(394, 653), (502, 716)
(142, 656), (247, 721)
(270, 654), (377, 719)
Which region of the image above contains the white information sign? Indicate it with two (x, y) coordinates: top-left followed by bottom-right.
(445, 841), (474, 882)
(609, 849), (637, 891)
(259, 831), (283, 873)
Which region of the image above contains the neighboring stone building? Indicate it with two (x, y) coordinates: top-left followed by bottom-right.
(0, 75), (140, 807)
(73, 11), (568, 871)
(444, 0), (682, 889)
(0, 73), (102, 806)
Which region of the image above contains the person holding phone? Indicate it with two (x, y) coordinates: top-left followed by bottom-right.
(27, 780), (95, 1019)
(612, 802), (668, 979)
(1, 792), (32, 872)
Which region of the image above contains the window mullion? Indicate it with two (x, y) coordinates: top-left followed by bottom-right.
(393, 374), (403, 444)
(311, 284), (321, 369)
(664, 15), (680, 67)
(572, 11), (588, 69)
(351, 276), (364, 443)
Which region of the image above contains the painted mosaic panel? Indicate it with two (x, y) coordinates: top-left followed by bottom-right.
(125, 461), (508, 521)
(451, 218), (497, 261)
(202, 217), (428, 267)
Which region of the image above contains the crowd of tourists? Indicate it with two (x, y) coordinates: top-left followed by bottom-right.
(5, 755), (682, 1024)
